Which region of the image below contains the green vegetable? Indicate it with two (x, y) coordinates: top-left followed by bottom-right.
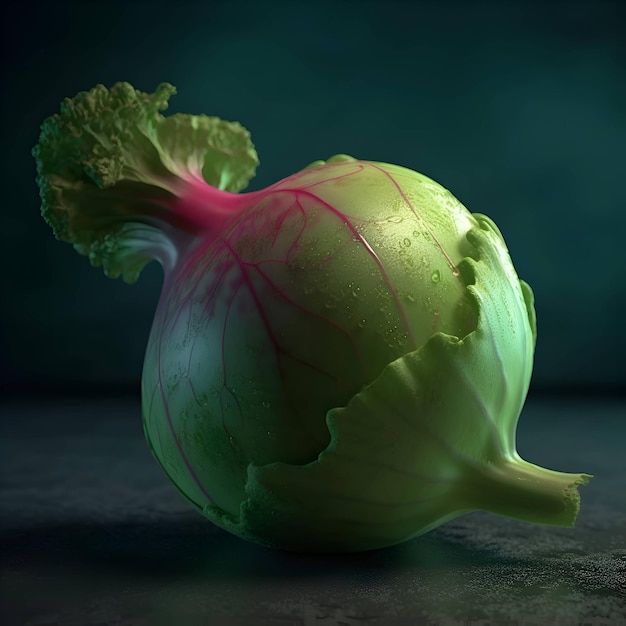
(33, 82), (592, 553)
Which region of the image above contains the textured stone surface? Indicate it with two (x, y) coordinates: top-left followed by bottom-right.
(1, 397), (624, 626)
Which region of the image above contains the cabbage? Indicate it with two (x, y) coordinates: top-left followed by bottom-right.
(33, 82), (592, 553)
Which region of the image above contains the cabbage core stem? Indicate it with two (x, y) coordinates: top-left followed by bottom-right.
(467, 457), (592, 527)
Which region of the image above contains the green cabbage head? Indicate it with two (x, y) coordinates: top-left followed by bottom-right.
(33, 82), (591, 553)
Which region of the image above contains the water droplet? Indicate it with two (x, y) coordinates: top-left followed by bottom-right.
(431, 270), (441, 283)
(357, 318), (367, 328)
(387, 215), (403, 224)
(403, 237), (411, 247)
(412, 230), (420, 238)
(352, 288), (360, 298)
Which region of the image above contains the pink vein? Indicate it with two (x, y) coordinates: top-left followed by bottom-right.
(270, 186), (417, 350)
(364, 162), (460, 276)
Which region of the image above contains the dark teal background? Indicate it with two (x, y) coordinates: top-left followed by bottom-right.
(1, 5), (625, 624)
(1, 0), (624, 395)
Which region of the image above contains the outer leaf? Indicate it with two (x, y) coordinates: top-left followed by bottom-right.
(33, 82), (258, 281)
(157, 113), (258, 193)
(202, 216), (590, 553)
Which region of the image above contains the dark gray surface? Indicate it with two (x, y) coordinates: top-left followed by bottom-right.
(1, 397), (624, 626)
